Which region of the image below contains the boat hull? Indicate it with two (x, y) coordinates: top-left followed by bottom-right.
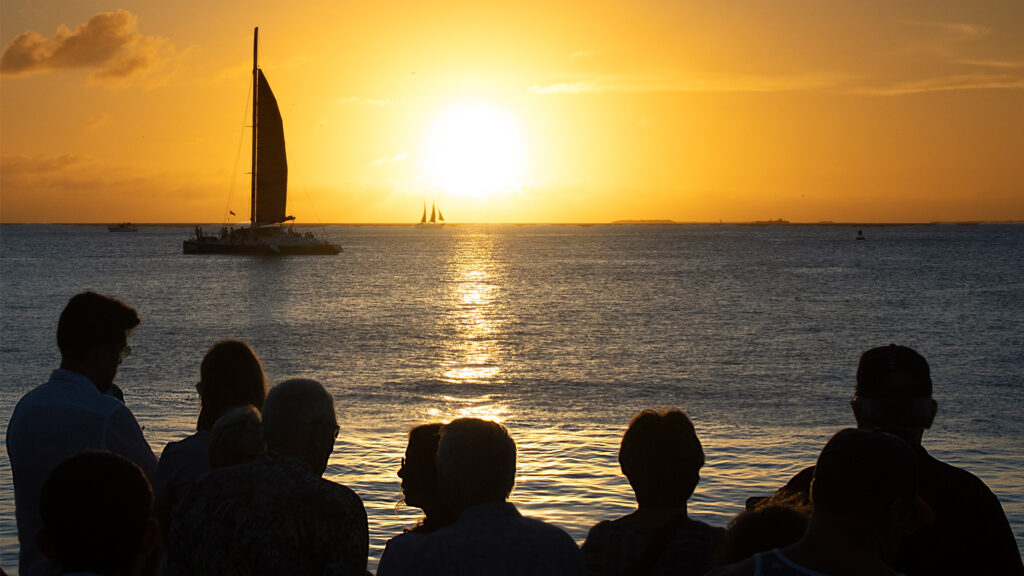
(183, 227), (340, 255)
(183, 240), (339, 255)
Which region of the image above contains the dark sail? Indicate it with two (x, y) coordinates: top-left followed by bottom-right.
(255, 69), (288, 224)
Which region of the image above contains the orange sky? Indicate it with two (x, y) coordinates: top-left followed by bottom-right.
(2, 1), (1023, 223)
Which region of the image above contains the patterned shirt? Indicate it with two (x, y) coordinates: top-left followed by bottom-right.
(166, 452), (368, 575)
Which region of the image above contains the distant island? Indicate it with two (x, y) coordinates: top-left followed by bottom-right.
(610, 219), (676, 224)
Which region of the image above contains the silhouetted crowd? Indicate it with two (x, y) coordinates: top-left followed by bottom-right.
(6, 292), (1023, 575)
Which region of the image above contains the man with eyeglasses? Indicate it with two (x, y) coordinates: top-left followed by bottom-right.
(166, 378), (368, 575)
(7, 291), (158, 576)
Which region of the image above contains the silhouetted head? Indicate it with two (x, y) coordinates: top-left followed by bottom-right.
(399, 423), (452, 531)
(851, 345), (937, 443)
(57, 291), (140, 392)
(810, 428), (925, 551)
(39, 451), (156, 576)
(618, 409), (705, 508)
(716, 496), (811, 564)
(196, 339), (267, 431)
(400, 423), (443, 509)
(436, 418), (516, 518)
(262, 378), (338, 475)
(209, 404), (265, 469)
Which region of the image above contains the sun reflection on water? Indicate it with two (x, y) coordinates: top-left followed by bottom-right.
(439, 235), (506, 387)
(426, 395), (511, 423)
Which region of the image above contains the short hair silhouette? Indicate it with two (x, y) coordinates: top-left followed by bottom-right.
(56, 291), (139, 361)
(209, 404), (265, 469)
(40, 451), (153, 574)
(716, 497), (810, 564)
(196, 339), (267, 431)
(811, 428), (919, 522)
(618, 409), (705, 506)
(261, 378), (337, 473)
(437, 418), (516, 511)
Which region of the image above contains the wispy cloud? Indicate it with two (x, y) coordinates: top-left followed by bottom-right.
(84, 113), (113, 131)
(1, 153), (86, 174)
(570, 50), (602, 59)
(906, 21), (992, 41)
(955, 59), (1024, 69)
(855, 73), (1024, 96)
(372, 153), (409, 165)
(0, 10), (172, 80)
(337, 96), (394, 107)
(528, 71), (851, 94)
(0, 153), (231, 222)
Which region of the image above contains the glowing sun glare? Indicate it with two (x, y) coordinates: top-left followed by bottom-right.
(423, 102), (528, 198)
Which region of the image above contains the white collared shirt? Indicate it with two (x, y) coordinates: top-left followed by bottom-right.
(6, 369), (158, 576)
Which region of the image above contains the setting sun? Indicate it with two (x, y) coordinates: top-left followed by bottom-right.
(421, 102), (528, 199)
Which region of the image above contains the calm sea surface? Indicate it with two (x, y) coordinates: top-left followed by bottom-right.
(2, 223), (1022, 572)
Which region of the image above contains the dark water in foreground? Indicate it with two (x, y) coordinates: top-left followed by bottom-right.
(2, 223), (1022, 571)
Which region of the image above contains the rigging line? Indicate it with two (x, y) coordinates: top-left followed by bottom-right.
(287, 151), (330, 232)
(224, 75), (254, 224)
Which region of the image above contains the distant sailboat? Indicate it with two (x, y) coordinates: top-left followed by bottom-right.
(183, 28), (339, 255)
(108, 222), (138, 233)
(418, 201), (445, 224)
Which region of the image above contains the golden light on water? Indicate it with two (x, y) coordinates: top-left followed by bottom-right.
(430, 233), (514, 423)
(440, 234), (504, 387)
(427, 395), (510, 424)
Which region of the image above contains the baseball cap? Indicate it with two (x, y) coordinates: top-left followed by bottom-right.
(855, 345), (932, 399)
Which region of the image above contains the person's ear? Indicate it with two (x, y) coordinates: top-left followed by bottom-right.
(925, 400), (937, 429)
(850, 398), (864, 425)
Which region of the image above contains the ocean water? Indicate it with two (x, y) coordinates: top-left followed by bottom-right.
(1, 223), (1022, 572)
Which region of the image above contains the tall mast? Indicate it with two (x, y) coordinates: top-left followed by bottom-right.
(250, 27), (259, 227)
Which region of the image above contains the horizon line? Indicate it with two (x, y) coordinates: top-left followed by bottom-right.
(2, 220), (1022, 227)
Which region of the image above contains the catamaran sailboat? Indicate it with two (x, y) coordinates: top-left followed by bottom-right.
(418, 201), (445, 224)
(184, 28), (339, 255)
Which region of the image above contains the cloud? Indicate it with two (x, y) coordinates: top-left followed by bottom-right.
(1, 153), (86, 175)
(0, 153), (226, 222)
(337, 96), (394, 107)
(372, 153), (409, 165)
(854, 73), (1024, 96)
(84, 113), (113, 131)
(907, 21), (992, 41)
(527, 71), (850, 94)
(955, 59), (1024, 69)
(570, 50), (602, 59)
(1, 10), (171, 79)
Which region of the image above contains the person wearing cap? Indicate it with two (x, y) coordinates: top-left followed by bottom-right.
(708, 428), (926, 576)
(766, 345), (1023, 575)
